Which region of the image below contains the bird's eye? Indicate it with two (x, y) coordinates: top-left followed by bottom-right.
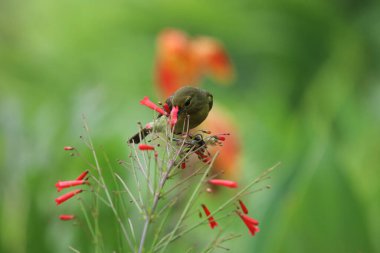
(184, 97), (191, 107)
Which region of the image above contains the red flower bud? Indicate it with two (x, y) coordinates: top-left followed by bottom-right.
(238, 199), (249, 214)
(76, 170), (89, 180)
(201, 204), (218, 229)
(55, 189), (83, 205)
(55, 180), (88, 192)
(138, 144), (155, 151)
(140, 96), (168, 115)
(59, 214), (75, 221)
(208, 179), (238, 188)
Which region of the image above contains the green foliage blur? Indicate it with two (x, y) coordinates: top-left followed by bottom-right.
(1, 0), (380, 252)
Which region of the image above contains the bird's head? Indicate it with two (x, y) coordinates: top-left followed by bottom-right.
(172, 86), (213, 115)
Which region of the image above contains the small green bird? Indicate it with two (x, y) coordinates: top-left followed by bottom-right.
(128, 86), (213, 144)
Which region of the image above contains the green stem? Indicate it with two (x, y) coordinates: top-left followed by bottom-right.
(157, 152), (218, 253)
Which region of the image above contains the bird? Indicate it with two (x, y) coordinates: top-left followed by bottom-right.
(128, 86), (213, 144)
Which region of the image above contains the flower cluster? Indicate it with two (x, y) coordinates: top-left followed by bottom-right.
(54, 148), (90, 221)
(155, 29), (234, 98)
(200, 199), (260, 236)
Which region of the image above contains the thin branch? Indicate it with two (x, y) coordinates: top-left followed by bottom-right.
(157, 152), (219, 253)
(115, 173), (143, 213)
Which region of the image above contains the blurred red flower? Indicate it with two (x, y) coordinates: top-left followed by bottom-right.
(155, 29), (199, 98)
(155, 29), (234, 98)
(190, 36), (234, 84)
(199, 106), (241, 180)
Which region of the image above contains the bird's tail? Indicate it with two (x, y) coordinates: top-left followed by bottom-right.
(128, 128), (152, 144)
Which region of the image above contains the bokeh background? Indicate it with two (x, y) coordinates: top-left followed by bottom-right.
(1, 0), (380, 252)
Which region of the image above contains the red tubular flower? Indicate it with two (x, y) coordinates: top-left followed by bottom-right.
(201, 204), (218, 229)
(138, 144), (155, 151)
(181, 162), (186, 169)
(76, 170), (89, 180)
(170, 106), (179, 127)
(216, 136), (226, 141)
(239, 199), (249, 214)
(59, 214), (75, 221)
(208, 179), (238, 188)
(140, 96), (168, 116)
(237, 212), (260, 236)
(55, 180), (88, 192)
(55, 189), (83, 205)
(64, 146), (74, 151)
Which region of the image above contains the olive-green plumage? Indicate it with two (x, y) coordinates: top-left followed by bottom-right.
(128, 86), (213, 144)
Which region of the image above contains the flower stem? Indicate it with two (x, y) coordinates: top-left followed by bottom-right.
(137, 154), (177, 253)
(157, 152), (218, 253)
(83, 117), (134, 251)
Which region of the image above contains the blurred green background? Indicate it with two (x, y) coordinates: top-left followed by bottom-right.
(1, 0), (380, 252)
